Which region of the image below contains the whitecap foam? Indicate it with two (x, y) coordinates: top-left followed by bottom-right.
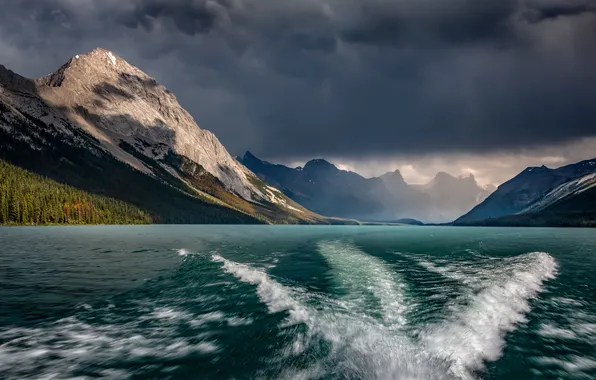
(210, 249), (558, 380)
(535, 298), (596, 377)
(196, 341), (220, 354)
(413, 256), (499, 291)
(551, 297), (585, 306)
(213, 250), (460, 379)
(0, 316), (221, 379)
(151, 307), (194, 320)
(211, 254), (310, 325)
(421, 251), (558, 378)
(190, 311), (226, 327)
(226, 317), (253, 326)
(317, 240), (408, 328)
(539, 323), (579, 340)
(534, 355), (596, 373)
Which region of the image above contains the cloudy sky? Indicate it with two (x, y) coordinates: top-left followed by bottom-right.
(1, 0), (595, 185)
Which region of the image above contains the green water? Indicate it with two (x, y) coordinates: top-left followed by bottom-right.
(0, 225), (595, 379)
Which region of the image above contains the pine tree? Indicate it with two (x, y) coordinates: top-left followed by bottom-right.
(0, 160), (152, 225)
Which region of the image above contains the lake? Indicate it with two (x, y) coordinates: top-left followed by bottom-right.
(0, 225), (595, 379)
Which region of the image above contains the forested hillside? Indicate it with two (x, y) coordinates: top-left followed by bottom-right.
(0, 160), (151, 225)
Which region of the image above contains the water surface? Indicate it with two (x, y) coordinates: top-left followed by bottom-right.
(1, 226), (595, 379)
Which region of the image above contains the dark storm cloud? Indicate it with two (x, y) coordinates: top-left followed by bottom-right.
(341, 0), (518, 46)
(120, 0), (232, 35)
(1, 0), (595, 160)
(523, 0), (596, 22)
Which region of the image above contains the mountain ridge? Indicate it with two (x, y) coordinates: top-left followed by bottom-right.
(239, 151), (493, 222)
(456, 157), (596, 224)
(0, 48), (327, 224)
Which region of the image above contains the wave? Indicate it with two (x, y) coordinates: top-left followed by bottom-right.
(0, 313), (223, 379)
(532, 296), (596, 377)
(213, 247), (558, 380)
(212, 244), (456, 379)
(3, 245), (557, 380)
(418, 251), (558, 377)
(212, 254), (310, 326)
(0, 302), (256, 379)
(316, 240), (408, 328)
(0, 255), (248, 380)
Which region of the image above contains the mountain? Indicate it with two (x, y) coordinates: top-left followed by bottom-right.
(456, 158), (596, 225)
(454, 176), (596, 227)
(522, 172), (596, 213)
(239, 151), (493, 222)
(240, 152), (390, 220)
(0, 48), (324, 224)
(412, 172), (495, 222)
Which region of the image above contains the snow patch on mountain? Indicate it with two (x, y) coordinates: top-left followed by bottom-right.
(522, 172), (596, 213)
(107, 51), (117, 66)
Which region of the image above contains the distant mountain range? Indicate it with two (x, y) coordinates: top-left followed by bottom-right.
(0, 48), (328, 224)
(239, 151), (494, 222)
(455, 158), (596, 227)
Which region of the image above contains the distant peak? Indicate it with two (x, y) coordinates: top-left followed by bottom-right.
(524, 165), (550, 173)
(389, 169), (403, 177)
(434, 171), (455, 180)
(380, 169), (405, 181)
(304, 158), (338, 171)
(242, 150), (261, 162)
(305, 158), (333, 165)
(458, 173), (476, 183)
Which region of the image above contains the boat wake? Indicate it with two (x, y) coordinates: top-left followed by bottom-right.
(214, 241), (558, 380)
(0, 242), (559, 380)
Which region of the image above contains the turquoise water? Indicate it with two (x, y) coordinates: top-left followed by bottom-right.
(0, 225), (595, 379)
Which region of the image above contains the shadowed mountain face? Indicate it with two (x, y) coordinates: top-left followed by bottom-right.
(0, 49), (323, 224)
(239, 152), (493, 222)
(240, 152), (389, 219)
(456, 158), (596, 225)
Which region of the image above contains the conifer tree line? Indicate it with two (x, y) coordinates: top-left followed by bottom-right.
(0, 160), (151, 225)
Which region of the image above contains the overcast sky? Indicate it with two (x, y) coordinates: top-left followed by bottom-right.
(1, 0), (595, 185)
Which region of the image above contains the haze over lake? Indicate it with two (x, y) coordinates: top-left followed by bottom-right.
(1, 225), (595, 379)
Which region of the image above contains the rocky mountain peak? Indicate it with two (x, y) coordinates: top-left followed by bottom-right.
(379, 169), (407, 186)
(433, 171), (455, 182)
(304, 158), (338, 172)
(29, 48), (265, 201)
(37, 49), (134, 87)
(243, 150), (262, 163)
(523, 165), (551, 174)
(386, 169), (404, 179)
